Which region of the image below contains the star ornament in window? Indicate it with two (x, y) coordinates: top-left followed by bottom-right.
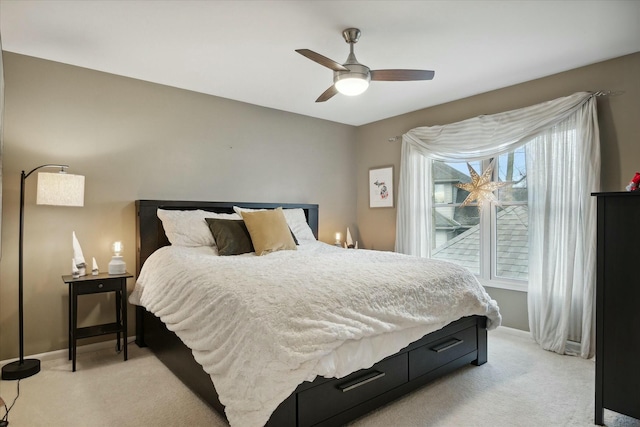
(455, 161), (510, 210)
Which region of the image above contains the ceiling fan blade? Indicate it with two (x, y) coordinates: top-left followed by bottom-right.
(370, 69), (435, 81)
(315, 85), (338, 102)
(296, 49), (349, 72)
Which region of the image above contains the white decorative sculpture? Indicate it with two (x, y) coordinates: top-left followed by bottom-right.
(72, 259), (80, 279)
(344, 227), (358, 249)
(92, 257), (99, 276)
(72, 231), (86, 277)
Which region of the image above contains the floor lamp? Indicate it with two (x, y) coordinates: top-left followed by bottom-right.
(1, 164), (85, 380)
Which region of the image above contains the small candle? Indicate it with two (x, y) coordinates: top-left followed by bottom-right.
(335, 232), (341, 243)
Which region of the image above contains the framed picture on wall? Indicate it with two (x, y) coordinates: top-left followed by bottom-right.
(369, 166), (394, 208)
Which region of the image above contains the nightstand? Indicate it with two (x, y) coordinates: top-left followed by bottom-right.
(61, 272), (132, 371)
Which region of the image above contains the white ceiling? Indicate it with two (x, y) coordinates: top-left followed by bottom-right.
(1, 1), (639, 126)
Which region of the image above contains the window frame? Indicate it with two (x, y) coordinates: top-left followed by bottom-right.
(432, 157), (528, 293)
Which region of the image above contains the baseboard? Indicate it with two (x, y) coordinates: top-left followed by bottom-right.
(493, 325), (531, 339)
(0, 336), (136, 366)
(494, 326), (594, 361)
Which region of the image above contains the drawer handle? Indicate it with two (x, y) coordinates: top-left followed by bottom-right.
(431, 338), (463, 353)
(98, 283), (104, 289)
(337, 370), (386, 393)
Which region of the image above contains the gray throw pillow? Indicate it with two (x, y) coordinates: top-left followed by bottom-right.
(205, 218), (254, 256)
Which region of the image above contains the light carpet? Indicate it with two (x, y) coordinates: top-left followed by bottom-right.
(0, 327), (638, 427)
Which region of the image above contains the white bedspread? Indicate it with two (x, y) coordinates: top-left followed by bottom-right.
(130, 241), (501, 427)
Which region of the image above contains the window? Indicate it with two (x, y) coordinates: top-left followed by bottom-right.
(431, 146), (528, 291)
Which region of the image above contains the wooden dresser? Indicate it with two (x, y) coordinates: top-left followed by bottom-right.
(593, 192), (640, 424)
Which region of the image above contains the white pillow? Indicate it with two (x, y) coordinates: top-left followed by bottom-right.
(281, 208), (316, 241)
(157, 209), (241, 247)
(232, 206), (316, 241)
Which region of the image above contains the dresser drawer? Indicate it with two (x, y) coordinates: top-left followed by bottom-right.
(409, 325), (477, 380)
(298, 353), (408, 426)
(75, 278), (123, 295)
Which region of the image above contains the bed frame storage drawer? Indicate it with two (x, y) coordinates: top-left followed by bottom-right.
(408, 325), (478, 381)
(297, 353), (408, 426)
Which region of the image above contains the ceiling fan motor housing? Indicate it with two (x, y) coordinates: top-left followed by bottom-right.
(334, 63), (371, 85)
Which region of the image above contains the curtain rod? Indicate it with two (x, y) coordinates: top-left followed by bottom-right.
(387, 90), (624, 142)
(593, 90), (624, 97)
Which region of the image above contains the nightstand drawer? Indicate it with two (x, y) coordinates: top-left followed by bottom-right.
(409, 325), (477, 380)
(298, 353), (407, 426)
(75, 278), (122, 295)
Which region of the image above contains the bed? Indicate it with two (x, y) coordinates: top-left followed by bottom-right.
(131, 200), (501, 427)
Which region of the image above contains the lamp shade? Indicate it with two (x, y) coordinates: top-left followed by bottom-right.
(36, 172), (85, 207)
(334, 77), (369, 96)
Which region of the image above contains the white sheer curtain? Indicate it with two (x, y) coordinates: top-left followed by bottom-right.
(526, 99), (600, 358)
(396, 92), (593, 258)
(396, 92), (600, 357)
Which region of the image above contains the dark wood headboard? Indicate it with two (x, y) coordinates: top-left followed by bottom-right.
(135, 200), (319, 275)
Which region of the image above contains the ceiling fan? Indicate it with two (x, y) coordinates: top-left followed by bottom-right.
(296, 28), (435, 102)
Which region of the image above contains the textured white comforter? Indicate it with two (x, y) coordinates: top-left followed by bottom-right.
(130, 241), (501, 427)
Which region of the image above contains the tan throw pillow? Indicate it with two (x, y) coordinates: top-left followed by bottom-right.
(240, 208), (297, 256)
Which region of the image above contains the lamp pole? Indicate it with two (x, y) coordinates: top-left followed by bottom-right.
(1, 164), (69, 380)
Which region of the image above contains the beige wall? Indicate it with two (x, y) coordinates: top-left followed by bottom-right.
(0, 52), (357, 360)
(355, 52), (640, 331)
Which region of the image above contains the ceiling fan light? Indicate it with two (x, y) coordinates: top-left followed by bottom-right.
(335, 77), (369, 96)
